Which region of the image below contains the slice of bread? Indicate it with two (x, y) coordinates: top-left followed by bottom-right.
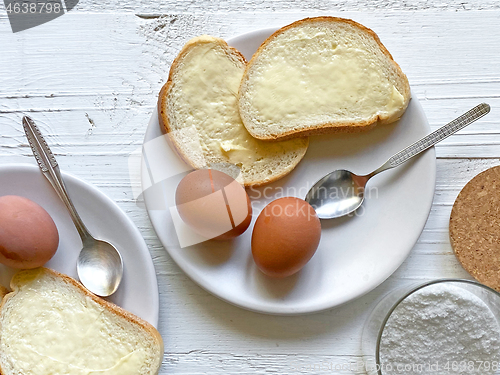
(0, 268), (163, 375)
(238, 17), (411, 140)
(158, 35), (309, 187)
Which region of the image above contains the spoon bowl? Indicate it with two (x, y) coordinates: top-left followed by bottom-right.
(306, 170), (368, 219)
(306, 103), (491, 219)
(77, 238), (123, 297)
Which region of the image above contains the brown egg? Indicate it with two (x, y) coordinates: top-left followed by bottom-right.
(252, 197), (321, 278)
(0, 195), (59, 269)
(175, 169), (252, 240)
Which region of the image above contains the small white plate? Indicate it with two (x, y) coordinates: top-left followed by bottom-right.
(142, 28), (436, 315)
(0, 164), (159, 327)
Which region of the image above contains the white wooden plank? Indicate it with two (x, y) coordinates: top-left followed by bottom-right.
(0, 0), (497, 14)
(162, 353), (368, 375)
(1, 12), (500, 94)
(136, 11), (500, 87)
(1, 107), (500, 157)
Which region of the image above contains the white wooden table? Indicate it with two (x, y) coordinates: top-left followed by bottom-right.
(1, 2), (499, 373)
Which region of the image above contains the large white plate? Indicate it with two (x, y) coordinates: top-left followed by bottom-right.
(142, 28), (436, 315)
(0, 164), (159, 327)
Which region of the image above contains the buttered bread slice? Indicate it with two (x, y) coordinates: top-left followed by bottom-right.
(238, 17), (411, 140)
(0, 268), (163, 375)
(158, 36), (308, 186)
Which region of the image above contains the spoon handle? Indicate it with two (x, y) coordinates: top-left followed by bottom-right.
(371, 103), (491, 176)
(22, 116), (93, 242)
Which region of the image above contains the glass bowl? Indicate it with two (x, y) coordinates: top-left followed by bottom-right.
(361, 279), (500, 375)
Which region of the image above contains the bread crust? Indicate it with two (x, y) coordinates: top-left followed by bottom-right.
(157, 35), (308, 187)
(0, 267), (164, 375)
(0, 286), (8, 301)
(238, 16), (411, 141)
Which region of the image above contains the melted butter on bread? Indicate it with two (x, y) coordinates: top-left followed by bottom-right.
(251, 40), (405, 123)
(0, 268), (163, 375)
(168, 39), (306, 167)
(159, 36), (308, 186)
(238, 17), (411, 140)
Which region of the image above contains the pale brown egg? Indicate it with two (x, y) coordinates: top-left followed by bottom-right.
(252, 197), (321, 278)
(175, 169), (252, 240)
(0, 195), (59, 269)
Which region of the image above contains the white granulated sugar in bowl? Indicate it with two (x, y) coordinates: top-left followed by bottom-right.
(379, 283), (500, 375)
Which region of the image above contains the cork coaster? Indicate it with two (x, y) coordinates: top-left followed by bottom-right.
(450, 165), (500, 291)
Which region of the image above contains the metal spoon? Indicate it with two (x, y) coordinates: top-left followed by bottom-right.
(23, 116), (123, 296)
(305, 103), (491, 219)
